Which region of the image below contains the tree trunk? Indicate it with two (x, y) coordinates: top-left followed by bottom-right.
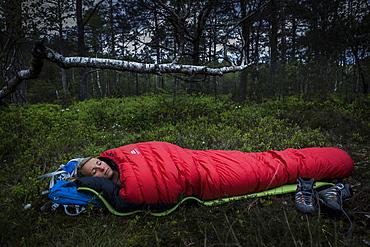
(269, 0), (278, 99)
(9, 0), (27, 105)
(109, 0), (117, 96)
(59, 20), (69, 101)
(77, 0), (88, 101)
(61, 68), (68, 98)
(291, 17), (297, 61)
(239, 0), (249, 101)
(10, 44), (27, 105)
(239, 69), (248, 101)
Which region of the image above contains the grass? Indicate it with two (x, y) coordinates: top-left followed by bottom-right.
(0, 94), (369, 246)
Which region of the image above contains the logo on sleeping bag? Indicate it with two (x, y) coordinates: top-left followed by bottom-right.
(130, 149), (141, 154)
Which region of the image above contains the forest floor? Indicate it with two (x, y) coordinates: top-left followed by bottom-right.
(0, 95), (369, 246)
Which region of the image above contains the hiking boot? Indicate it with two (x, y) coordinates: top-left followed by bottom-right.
(318, 183), (353, 216)
(295, 177), (316, 214)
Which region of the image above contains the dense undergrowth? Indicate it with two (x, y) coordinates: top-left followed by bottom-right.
(0, 94), (369, 246)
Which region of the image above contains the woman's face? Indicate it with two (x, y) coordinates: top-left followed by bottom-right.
(80, 158), (114, 179)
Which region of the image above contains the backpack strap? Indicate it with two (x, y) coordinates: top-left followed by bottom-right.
(37, 160), (91, 216)
(40, 200), (54, 211)
(36, 170), (66, 180)
(63, 205), (86, 216)
(37, 170), (70, 192)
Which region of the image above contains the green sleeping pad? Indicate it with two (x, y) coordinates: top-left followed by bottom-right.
(78, 182), (333, 216)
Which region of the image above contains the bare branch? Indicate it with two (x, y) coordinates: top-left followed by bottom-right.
(0, 42), (252, 102)
(83, 0), (106, 27)
(227, 0), (271, 35)
(37, 45), (251, 76)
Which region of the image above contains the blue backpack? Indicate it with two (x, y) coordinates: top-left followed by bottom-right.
(37, 158), (100, 216)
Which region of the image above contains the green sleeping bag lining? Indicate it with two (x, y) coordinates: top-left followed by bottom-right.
(78, 182), (334, 216)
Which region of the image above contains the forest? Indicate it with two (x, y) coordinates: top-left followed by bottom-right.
(1, 0), (370, 246)
(1, 0), (369, 104)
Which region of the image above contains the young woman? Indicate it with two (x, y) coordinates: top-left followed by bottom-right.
(74, 141), (354, 213)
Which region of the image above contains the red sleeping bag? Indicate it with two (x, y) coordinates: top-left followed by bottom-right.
(99, 141), (354, 204)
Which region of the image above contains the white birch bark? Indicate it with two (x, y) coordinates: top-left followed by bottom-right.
(38, 45), (252, 76)
(0, 43), (252, 101)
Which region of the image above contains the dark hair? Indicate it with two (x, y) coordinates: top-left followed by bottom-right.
(98, 157), (118, 171)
